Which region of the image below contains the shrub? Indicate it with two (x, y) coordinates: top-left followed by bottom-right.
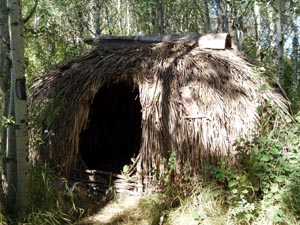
(210, 113), (300, 224)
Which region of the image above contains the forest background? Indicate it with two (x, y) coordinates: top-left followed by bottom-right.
(0, 0), (300, 224)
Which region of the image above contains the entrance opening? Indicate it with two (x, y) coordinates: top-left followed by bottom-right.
(79, 81), (142, 173)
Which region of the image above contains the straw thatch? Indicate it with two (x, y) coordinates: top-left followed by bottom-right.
(29, 37), (289, 185)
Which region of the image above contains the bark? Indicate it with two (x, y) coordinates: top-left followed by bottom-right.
(93, 0), (101, 36)
(157, 0), (166, 34)
(126, 0), (131, 35)
(216, 0), (224, 32)
(224, 0), (230, 33)
(254, 1), (263, 61)
(203, 0), (211, 32)
(275, 0), (284, 81)
(0, 0), (10, 169)
(291, 3), (299, 82)
(8, 0), (29, 214)
(117, 0), (123, 35)
(6, 76), (16, 213)
(0, 0), (10, 207)
(267, 6), (276, 65)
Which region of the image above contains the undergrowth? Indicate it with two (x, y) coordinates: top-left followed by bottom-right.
(23, 163), (78, 224)
(158, 109), (300, 224)
(22, 162), (106, 225)
(208, 113), (300, 224)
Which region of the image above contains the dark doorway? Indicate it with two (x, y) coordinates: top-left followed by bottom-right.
(79, 81), (142, 173)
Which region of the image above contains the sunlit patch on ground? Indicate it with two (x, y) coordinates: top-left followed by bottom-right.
(77, 194), (164, 225)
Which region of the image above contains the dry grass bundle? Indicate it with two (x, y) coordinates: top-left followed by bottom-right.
(29, 40), (289, 183)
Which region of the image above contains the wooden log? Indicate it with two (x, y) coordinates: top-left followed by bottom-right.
(84, 33), (231, 50)
(84, 34), (201, 46)
(198, 33), (231, 50)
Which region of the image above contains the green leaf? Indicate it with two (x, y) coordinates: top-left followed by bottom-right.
(251, 148), (259, 155)
(275, 176), (285, 183)
(272, 210), (284, 223)
(123, 165), (130, 173)
(228, 180), (237, 188)
(271, 183), (279, 193)
(231, 188), (238, 194)
(242, 189), (249, 194)
(252, 73), (260, 79)
(261, 154), (270, 162)
(259, 84), (268, 92)
(270, 148), (279, 155)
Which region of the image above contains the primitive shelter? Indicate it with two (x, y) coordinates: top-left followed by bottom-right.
(29, 33), (289, 191)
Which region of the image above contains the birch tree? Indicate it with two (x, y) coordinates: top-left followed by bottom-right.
(291, 0), (299, 82)
(0, 0), (18, 214)
(0, 0), (10, 206)
(254, 0), (263, 61)
(0, 0), (10, 158)
(275, 0), (284, 81)
(8, 0), (29, 214)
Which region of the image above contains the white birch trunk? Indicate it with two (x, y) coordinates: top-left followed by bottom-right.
(254, 0), (263, 61)
(267, 6), (276, 65)
(275, 0), (284, 80)
(1, 0), (17, 212)
(117, 0), (123, 35)
(0, 0), (9, 158)
(291, 4), (299, 82)
(126, 0), (131, 35)
(8, 0), (29, 214)
(0, 0), (9, 202)
(6, 72), (17, 212)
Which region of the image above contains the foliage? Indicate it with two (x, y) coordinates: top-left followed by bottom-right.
(159, 152), (196, 206)
(23, 0), (90, 87)
(209, 111), (300, 224)
(25, 163), (84, 224)
(28, 97), (63, 152)
(281, 58), (300, 113)
(0, 210), (8, 225)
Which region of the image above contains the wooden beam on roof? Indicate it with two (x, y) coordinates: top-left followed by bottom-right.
(84, 33), (232, 50)
(198, 33), (231, 50)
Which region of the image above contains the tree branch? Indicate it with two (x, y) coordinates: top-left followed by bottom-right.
(23, 0), (38, 24)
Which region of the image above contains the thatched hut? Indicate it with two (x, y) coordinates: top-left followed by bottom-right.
(29, 34), (289, 192)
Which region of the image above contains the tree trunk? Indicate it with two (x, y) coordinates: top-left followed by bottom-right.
(126, 0), (131, 35)
(203, 0), (211, 33)
(6, 74), (17, 213)
(0, 0), (10, 160)
(265, 6), (276, 65)
(291, 2), (299, 82)
(8, 0), (29, 215)
(117, 0), (123, 35)
(254, 0), (263, 61)
(1, 0), (17, 213)
(0, 0), (10, 203)
(93, 0), (101, 37)
(157, 0), (165, 34)
(275, 0), (284, 81)
(224, 0), (230, 33)
(216, 0), (224, 32)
